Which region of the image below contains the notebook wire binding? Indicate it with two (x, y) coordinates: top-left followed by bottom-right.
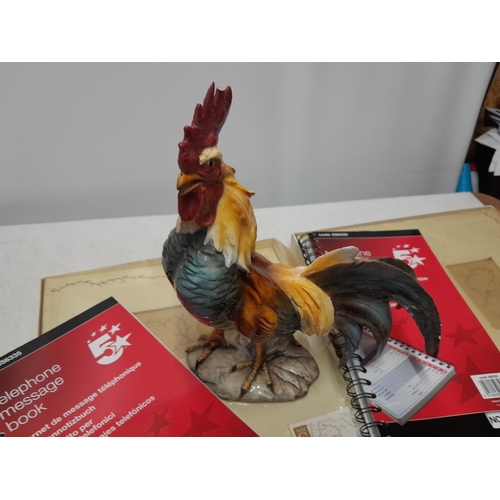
(298, 233), (321, 265)
(330, 331), (386, 437)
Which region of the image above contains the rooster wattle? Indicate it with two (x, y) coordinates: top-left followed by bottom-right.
(162, 83), (441, 399)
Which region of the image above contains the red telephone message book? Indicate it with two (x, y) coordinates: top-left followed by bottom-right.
(297, 229), (500, 435)
(0, 297), (257, 437)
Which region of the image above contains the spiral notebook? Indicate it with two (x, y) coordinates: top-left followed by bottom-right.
(353, 330), (455, 425)
(290, 330), (455, 436)
(292, 226), (500, 436)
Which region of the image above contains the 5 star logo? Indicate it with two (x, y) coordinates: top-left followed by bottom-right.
(392, 244), (426, 269)
(87, 323), (132, 365)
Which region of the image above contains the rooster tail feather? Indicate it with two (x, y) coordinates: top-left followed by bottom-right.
(300, 246), (359, 277)
(307, 259), (441, 362)
(335, 296), (393, 366)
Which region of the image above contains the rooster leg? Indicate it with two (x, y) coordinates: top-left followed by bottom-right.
(185, 328), (227, 368)
(261, 361), (273, 388)
(235, 342), (273, 397)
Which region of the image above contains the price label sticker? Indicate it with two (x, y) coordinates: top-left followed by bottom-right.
(485, 412), (500, 429)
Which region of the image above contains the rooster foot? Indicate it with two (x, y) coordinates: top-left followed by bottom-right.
(185, 328), (227, 369)
(231, 343), (273, 397)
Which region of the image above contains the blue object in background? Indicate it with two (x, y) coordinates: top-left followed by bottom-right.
(456, 163), (473, 192)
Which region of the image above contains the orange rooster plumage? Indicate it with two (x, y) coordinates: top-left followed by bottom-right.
(162, 83), (441, 397)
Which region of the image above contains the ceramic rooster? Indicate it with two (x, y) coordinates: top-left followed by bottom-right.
(162, 83), (441, 400)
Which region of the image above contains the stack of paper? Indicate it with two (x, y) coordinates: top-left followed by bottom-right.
(475, 108), (500, 176)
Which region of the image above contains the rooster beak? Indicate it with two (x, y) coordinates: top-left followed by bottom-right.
(177, 173), (203, 196)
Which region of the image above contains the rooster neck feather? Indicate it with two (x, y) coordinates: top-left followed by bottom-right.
(204, 165), (256, 270)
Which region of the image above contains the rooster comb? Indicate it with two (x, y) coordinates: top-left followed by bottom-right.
(178, 83), (232, 171)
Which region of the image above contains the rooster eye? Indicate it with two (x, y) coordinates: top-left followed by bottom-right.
(208, 160), (215, 168)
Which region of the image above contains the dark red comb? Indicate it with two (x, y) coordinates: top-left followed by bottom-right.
(178, 83), (232, 173)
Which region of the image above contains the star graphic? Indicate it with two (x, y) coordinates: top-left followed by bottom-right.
(183, 401), (219, 436)
(91, 332), (96, 337)
(444, 324), (480, 349)
(395, 245), (401, 249)
(112, 333), (131, 350)
(394, 316), (409, 328)
(410, 247), (420, 253)
(409, 255), (426, 266)
(99, 325), (107, 333)
(146, 405), (172, 436)
(404, 244), (410, 248)
(451, 357), (484, 405)
(109, 323), (121, 335)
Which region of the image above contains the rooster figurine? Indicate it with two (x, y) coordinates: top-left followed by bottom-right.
(162, 83), (441, 400)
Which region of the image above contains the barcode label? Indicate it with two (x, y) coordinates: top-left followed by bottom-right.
(471, 373), (500, 399)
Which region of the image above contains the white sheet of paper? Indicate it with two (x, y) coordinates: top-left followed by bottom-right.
(486, 108), (500, 118)
(475, 130), (500, 174)
(486, 128), (500, 143)
(475, 130), (500, 153)
(493, 149), (500, 176)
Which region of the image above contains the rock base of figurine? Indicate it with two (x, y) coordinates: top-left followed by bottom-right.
(186, 331), (319, 402)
